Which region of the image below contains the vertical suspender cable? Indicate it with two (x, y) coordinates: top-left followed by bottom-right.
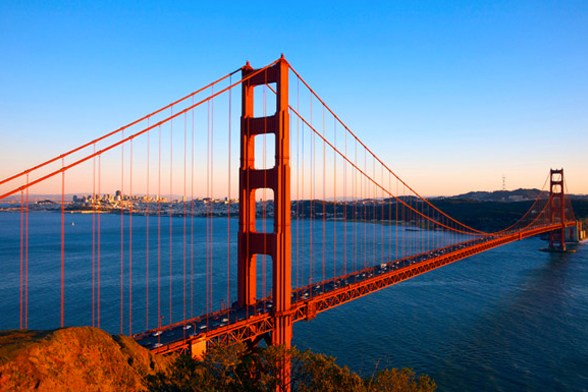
(300, 110), (305, 291)
(190, 99), (195, 318)
(120, 132), (125, 334)
(213, 87), (218, 316)
(183, 113), (188, 327)
(333, 117), (337, 279)
(25, 177), (29, 329)
(402, 184), (405, 259)
(382, 167), (386, 261)
(129, 138), (134, 335)
(363, 149), (367, 270)
(206, 95), (211, 318)
(210, 89), (214, 316)
(227, 76), (232, 310)
(321, 106), (326, 283)
(19, 190), (24, 329)
(353, 140), (358, 273)
(157, 125), (162, 331)
(92, 146), (96, 327)
(374, 159), (378, 265)
(386, 172), (394, 261)
(309, 95), (314, 287)
(343, 128), (347, 275)
(60, 160), (65, 328)
(145, 119), (150, 330)
(97, 155), (101, 327)
(169, 108), (174, 325)
(395, 179), (399, 261)
(262, 84), (267, 300)
(295, 77), (300, 292)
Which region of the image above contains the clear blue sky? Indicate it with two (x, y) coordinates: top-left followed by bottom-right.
(1, 1), (586, 196)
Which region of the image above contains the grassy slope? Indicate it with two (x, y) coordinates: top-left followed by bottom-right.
(0, 327), (173, 392)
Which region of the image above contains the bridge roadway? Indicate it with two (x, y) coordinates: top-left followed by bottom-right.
(133, 221), (576, 355)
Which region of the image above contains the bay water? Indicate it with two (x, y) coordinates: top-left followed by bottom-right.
(0, 211), (586, 390)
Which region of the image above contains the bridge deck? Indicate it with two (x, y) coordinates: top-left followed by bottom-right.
(134, 221), (576, 355)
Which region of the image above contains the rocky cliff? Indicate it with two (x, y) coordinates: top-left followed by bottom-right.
(0, 327), (172, 391)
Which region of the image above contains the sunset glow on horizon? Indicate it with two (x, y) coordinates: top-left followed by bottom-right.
(1, 1), (586, 196)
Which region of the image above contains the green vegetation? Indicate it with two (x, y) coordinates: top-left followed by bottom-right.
(147, 343), (436, 392)
(433, 198), (588, 231)
(0, 327), (434, 391)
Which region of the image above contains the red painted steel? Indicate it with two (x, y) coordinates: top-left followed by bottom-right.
(0, 55), (581, 387)
(238, 57), (292, 347)
(549, 169), (567, 251)
(238, 56), (292, 389)
(142, 221), (576, 357)
(0, 62), (279, 201)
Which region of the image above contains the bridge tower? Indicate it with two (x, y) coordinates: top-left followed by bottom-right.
(238, 56), (292, 352)
(549, 168), (566, 252)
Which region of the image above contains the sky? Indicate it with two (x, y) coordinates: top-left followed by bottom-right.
(1, 0), (586, 196)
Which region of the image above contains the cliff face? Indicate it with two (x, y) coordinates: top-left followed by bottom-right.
(0, 327), (172, 392)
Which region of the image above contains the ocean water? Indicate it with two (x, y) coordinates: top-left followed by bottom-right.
(294, 237), (588, 391)
(0, 212), (587, 390)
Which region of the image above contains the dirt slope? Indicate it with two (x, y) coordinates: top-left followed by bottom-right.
(0, 327), (171, 391)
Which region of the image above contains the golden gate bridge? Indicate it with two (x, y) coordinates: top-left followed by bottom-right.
(0, 55), (581, 389)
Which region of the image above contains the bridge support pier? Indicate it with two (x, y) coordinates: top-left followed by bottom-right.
(238, 56), (293, 390)
(190, 335), (207, 360)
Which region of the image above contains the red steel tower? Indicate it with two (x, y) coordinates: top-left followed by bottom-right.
(238, 56), (293, 351)
(549, 168), (566, 251)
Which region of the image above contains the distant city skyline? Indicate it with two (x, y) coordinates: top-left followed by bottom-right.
(1, 1), (586, 196)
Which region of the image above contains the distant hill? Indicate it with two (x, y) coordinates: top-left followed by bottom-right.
(432, 193), (588, 231)
(450, 188), (588, 202)
(450, 188), (544, 202)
